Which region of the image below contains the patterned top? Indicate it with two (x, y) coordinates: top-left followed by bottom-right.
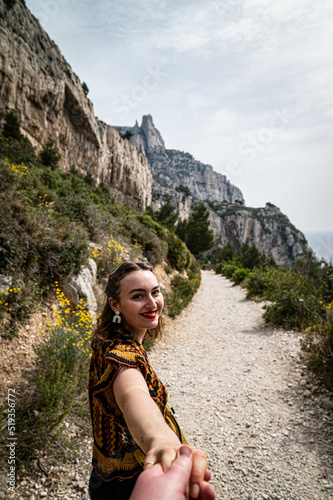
(89, 338), (169, 482)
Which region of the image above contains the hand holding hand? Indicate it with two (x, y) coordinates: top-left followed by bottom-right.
(131, 446), (215, 500)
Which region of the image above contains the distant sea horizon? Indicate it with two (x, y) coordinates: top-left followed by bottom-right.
(303, 230), (333, 264)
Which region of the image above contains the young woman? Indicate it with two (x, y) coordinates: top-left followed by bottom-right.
(89, 261), (213, 500)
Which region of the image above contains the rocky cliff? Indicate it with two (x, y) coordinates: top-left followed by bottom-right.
(0, 0), (151, 211)
(116, 115), (244, 205)
(116, 116), (307, 266)
(207, 202), (308, 265)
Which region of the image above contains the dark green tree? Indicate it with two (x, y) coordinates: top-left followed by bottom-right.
(174, 219), (188, 242)
(154, 201), (179, 231)
(39, 141), (61, 170)
(144, 206), (154, 218)
(238, 244), (267, 270)
(82, 82), (89, 96)
(211, 242), (236, 265)
(175, 185), (191, 196)
(183, 202), (214, 256)
(2, 110), (22, 140)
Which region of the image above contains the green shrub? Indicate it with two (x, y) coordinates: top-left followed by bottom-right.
(167, 231), (191, 272)
(2, 110), (22, 140)
(222, 261), (242, 279)
(231, 267), (251, 284)
(214, 262), (224, 275)
(246, 267), (323, 329)
(165, 259), (201, 317)
(245, 267), (272, 298)
(211, 243), (236, 265)
(301, 301), (333, 389)
(82, 81), (89, 96)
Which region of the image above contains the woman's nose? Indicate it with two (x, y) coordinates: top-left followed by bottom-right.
(145, 295), (156, 308)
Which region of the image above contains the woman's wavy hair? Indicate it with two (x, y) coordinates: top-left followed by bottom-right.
(91, 261), (163, 350)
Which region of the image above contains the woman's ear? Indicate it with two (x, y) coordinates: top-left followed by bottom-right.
(108, 297), (119, 313)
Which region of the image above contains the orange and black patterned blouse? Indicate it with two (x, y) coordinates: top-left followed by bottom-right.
(89, 338), (169, 482)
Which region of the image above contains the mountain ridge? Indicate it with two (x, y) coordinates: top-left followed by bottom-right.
(116, 115), (308, 266)
(115, 114), (245, 205)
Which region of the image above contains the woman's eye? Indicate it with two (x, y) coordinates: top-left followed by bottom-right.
(152, 290), (160, 296)
(132, 294), (143, 299)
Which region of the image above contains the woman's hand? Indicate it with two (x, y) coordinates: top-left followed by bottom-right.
(144, 445), (212, 499)
(132, 446), (215, 500)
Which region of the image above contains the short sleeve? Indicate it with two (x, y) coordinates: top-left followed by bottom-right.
(106, 342), (148, 380)
(91, 341), (148, 416)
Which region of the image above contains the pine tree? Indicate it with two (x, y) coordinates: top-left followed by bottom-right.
(2, 110), (22, 140)
(154, 201), (178, 231)
(39, 141), (61, 170)
(184, 202), (214, 256)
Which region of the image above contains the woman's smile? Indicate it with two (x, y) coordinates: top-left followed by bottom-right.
(140, 309), (158, 319)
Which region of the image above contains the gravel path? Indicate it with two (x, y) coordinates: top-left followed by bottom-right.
(3, 270), (333, 499)
(149, 270), (333, 499)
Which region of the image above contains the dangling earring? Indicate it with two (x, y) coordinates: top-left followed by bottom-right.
(113, 311), (121, 324)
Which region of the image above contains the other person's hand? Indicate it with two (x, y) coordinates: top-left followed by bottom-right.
(130, 445), (215, 500)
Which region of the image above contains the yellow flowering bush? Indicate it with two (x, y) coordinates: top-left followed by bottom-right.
(0, 286), (21, 319)
(91, 234), (126, 277)
(36, 283), (94, 373)
(13, 284), (95, 465)
(37, 194), (54, 216)
(3, 157), (28, 177)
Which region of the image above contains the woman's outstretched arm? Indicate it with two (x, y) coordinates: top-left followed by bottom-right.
(113, 367), (210, 499)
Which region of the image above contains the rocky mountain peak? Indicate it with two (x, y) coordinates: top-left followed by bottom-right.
(140, 114), (165, 152)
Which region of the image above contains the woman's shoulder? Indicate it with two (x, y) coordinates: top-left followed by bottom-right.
(105, 337), (147, 364)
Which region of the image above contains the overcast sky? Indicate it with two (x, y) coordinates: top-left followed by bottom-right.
(25, 0), (333, 237)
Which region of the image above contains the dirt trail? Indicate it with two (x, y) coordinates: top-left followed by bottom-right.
(149, 270), (333, 499)
(2, 270), (333, 499)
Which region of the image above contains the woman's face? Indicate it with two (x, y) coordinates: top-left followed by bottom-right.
(110, 270), (164, 340)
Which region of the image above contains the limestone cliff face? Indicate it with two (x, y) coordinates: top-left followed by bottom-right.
(0, 0), (151, 211)
(207, 202), (308, 266)
(116, 115), (244, 205)
(151, 186), (307, 266)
